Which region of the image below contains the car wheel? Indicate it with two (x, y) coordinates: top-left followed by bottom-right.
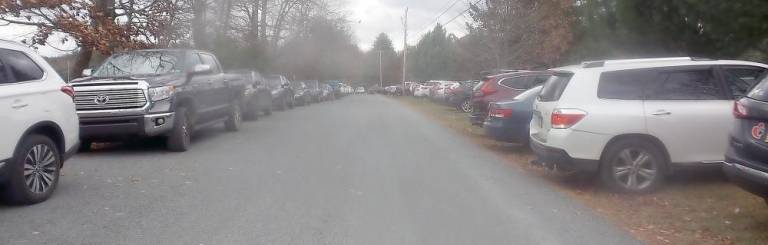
(600, 139), (666, 193)
(458, 100), (473, 113)
(225, 102), (243, 132)
(166, 107), (191, 152)
(243, 100), (258, 121)
(1, 134), (61, 205)
(263, 99), (273, 115)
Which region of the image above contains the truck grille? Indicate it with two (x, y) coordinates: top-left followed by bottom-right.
(75, 89), (147, 111)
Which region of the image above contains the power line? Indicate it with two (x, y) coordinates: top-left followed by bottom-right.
(419, 0), (463, 31)
(418, 0), (483, 37)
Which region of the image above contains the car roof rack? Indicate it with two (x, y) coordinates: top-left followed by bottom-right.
(581, 57), (713, 68)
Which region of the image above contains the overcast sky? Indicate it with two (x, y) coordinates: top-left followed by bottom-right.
(344, 0), (472, 51)
(0, 0), (473, 56)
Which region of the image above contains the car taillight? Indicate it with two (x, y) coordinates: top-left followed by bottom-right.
(490, 107), (513, 118)
(551, 109), (586, 129)
(734, 99), (749, 119)
(61, 85), (75, 101)
(480, 78), (498, 96)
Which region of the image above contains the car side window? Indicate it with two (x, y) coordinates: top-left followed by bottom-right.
(198, 54), (221, 73)
(0, 48), (44, 84)
(499, 76), (529, 89)
(0, 58), (10, 83)
(721, 66), (768, 99)
(648, 68), (725, 100)
(598, 69), (658, 100)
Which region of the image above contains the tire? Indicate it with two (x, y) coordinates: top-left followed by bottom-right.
(288, 97), (294, 109)
(1, 134), (61, 205)
(277, 97), (287, 111)
(599, 139), (666, 193)
(225, 102), (243, 132)
(263, 98), (273, 115)
(166, 107), (191, 152)
(457, 99), (473, 113)
(243, 99), (258, 121)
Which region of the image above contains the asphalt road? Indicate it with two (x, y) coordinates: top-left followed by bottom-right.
(0, 95), (638, 245)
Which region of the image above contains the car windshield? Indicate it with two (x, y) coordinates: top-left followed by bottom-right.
(93, 51), (185, 77)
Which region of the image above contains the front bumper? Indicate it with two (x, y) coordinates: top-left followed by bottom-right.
(724, 148), (768, 199)
(530, 138), (600, 172)
(80, 112), (175, 140)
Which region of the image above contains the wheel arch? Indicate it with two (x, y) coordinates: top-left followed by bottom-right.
(600, 133), (672, 168)
(17, 121), (66, 161)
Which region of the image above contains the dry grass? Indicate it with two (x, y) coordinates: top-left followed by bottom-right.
(396, 96), (768, 245)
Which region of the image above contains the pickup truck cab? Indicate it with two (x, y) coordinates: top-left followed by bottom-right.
(71, 49), (245, 152)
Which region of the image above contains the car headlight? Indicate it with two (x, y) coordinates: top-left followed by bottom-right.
(148, 86), (175, 102)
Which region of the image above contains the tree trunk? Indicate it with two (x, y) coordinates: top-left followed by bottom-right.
(192, 0), (209, 49)
(72, 47), (94, 79)
(260, 0), (267, 41)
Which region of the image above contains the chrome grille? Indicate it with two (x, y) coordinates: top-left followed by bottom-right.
(74, 89), (147, 110)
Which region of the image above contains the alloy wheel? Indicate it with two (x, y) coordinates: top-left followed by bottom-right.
(612, 148), (658, 191)
(460, 100), (473, 113)
(23, 144), (58, 194)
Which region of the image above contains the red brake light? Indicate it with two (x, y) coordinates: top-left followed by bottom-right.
(479, 78), (498, 96)
(490, 107), (513, 118)
(61, 85), (75, 101)
(734, 100), (749, 118)
(551, 109), (586, 129)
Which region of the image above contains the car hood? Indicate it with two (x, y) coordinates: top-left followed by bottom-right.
(70, 73), (185, 87)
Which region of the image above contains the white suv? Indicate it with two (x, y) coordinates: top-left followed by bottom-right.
(529, 57), (768, 192)
(0, 40), (79, 204)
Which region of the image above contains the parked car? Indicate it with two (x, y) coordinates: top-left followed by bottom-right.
(413, 83), (430, 97)
(433, 81), (460, 102)
(529, 57), (768, 193)
(320, 84), (335, 101)
(230, 70), (272, 120)
(355, 86), (366, 94)
(265, 75), (294, 110)
(71, 49), (245, 152)
(0, 40), (79, 204)
(470, 71), (551, 126)
(292, 81), (311, 105)
(484, 86), (542, 145)
(447, 80), (481, 113)
(303, 80), (322, 103)
(724, 72), (768, 203)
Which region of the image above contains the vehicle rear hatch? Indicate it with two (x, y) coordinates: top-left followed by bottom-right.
(530, 72), (573, 143)
(736, 80), (768, 165)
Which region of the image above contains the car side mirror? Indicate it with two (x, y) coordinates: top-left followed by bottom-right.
(81, 68), (93, 77)
(190, 64), (212, 75)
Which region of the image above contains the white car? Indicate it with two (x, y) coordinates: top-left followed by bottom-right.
(530, 57), (768, 193)
(0, 40), (79, 204)
(355, 87), (366, 94)
(414, 84), (431, 97)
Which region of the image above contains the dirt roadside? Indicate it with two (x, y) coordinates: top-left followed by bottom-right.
(396, 96), (768, 245)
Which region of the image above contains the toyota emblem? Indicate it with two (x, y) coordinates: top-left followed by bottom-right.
(94, 94), (110, 105)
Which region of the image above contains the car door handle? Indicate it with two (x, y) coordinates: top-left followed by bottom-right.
(651, 110), (671, 116)
(11, 102), (28, 109)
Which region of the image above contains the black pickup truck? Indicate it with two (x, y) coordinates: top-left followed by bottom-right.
(70, 49), (246, 152)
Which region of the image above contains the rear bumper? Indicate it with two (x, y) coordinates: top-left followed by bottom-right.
(724, 148), (768, 199)
(530, 138), (600, 172)
(80, 112), (175, 140)
(484, 119), (528, 143)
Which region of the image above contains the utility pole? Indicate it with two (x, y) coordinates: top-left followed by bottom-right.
(401, 8), (408, 95)
(379, 50), (383, 88)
